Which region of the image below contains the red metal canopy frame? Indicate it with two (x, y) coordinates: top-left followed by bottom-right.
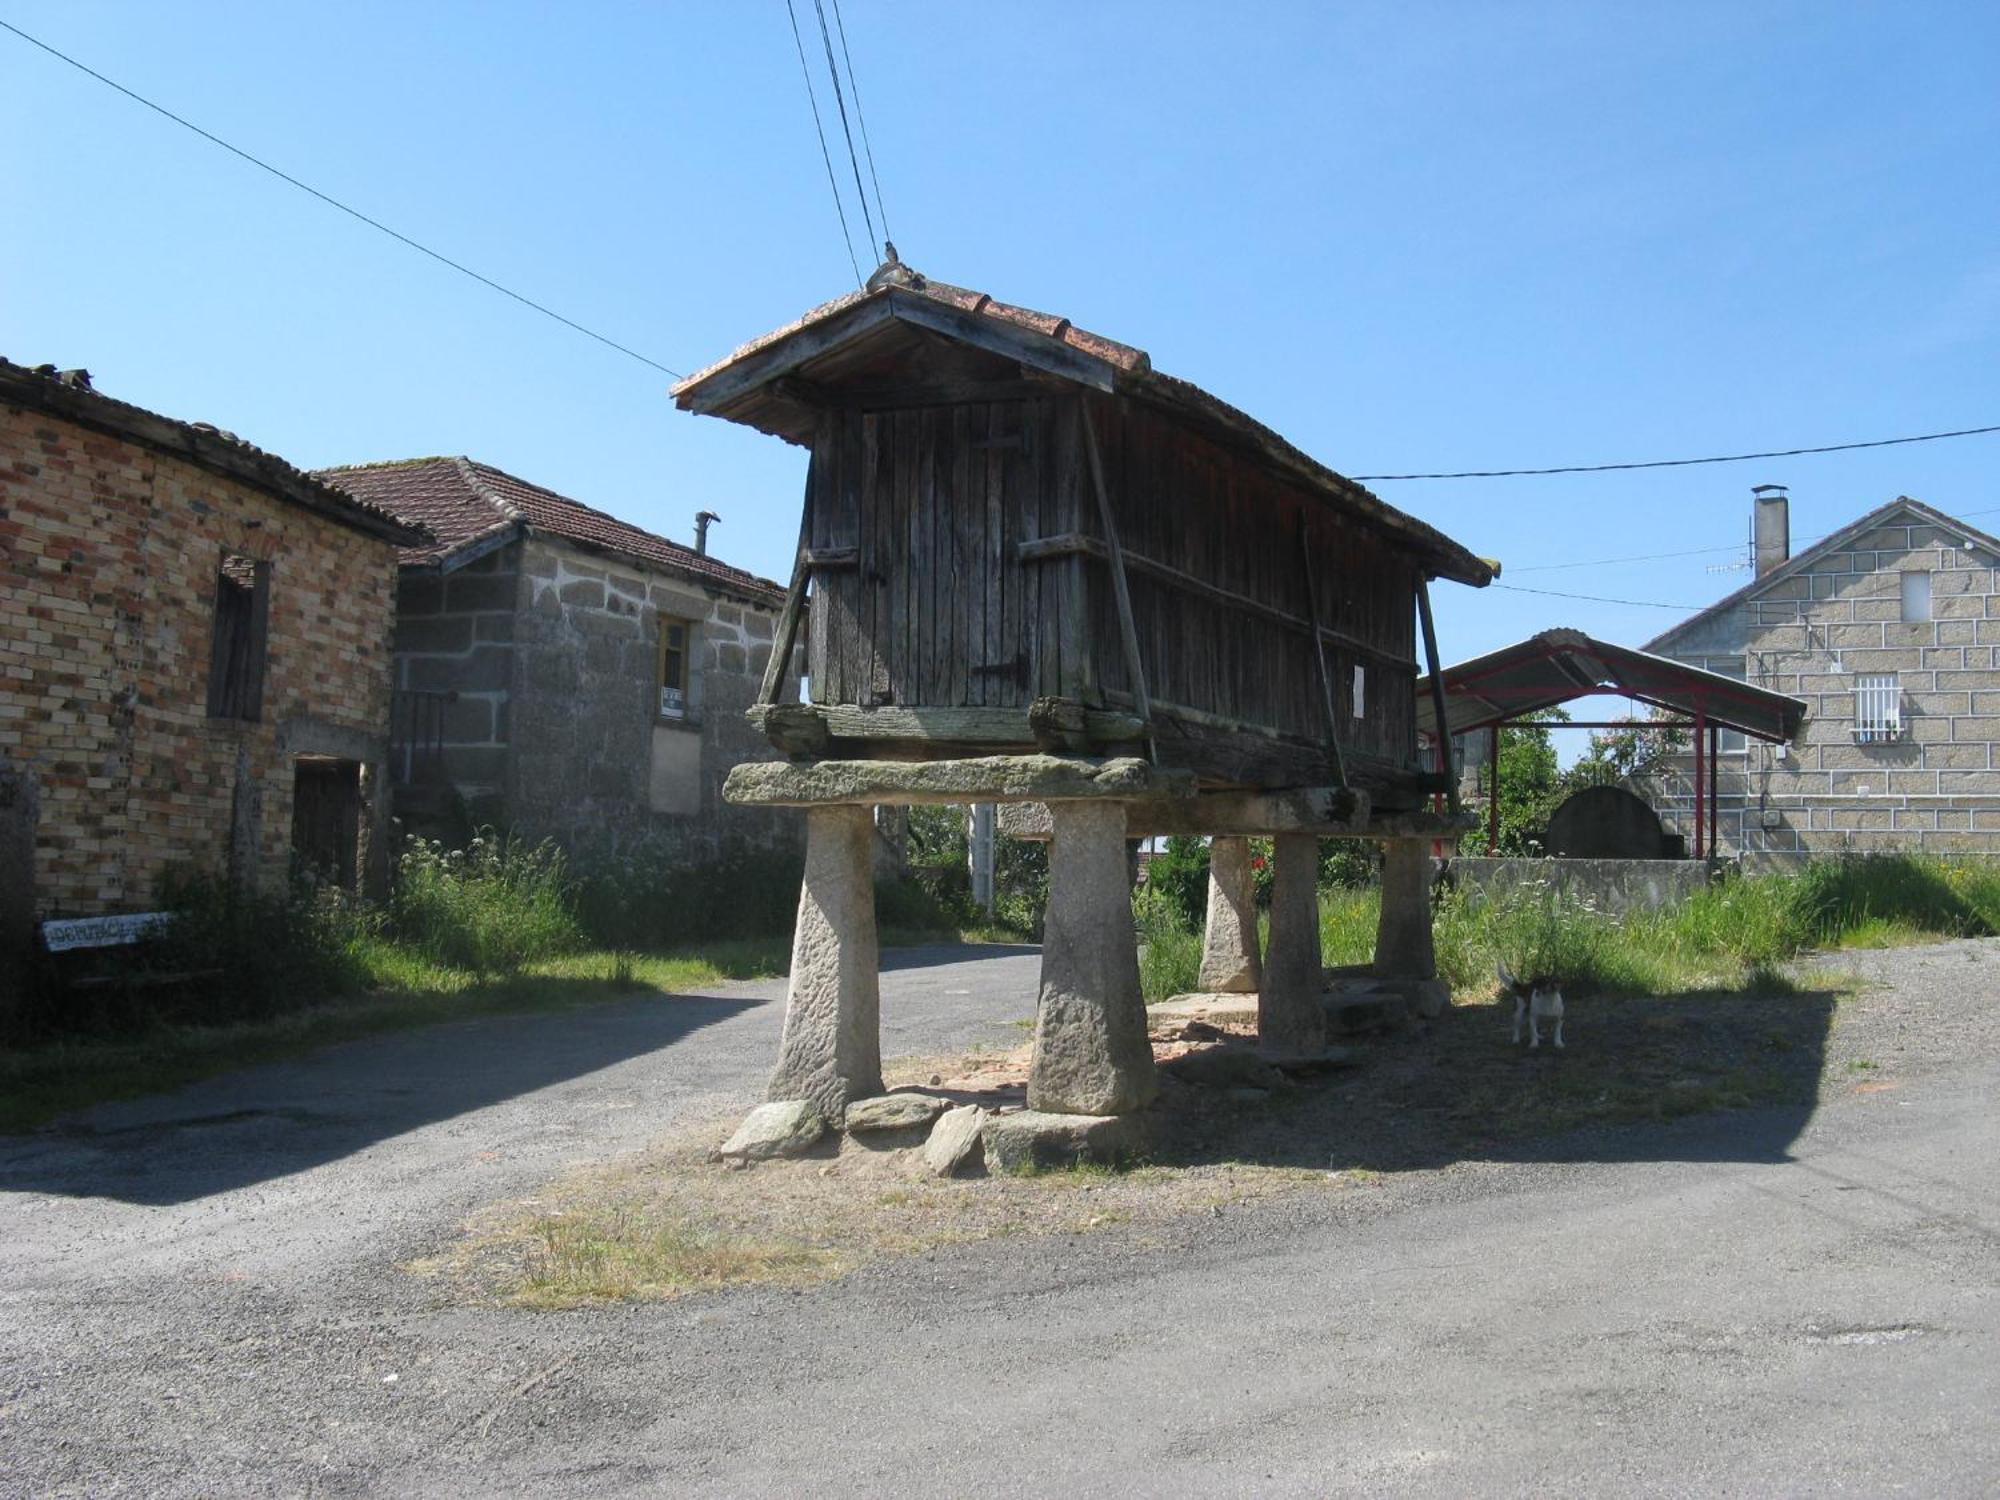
(1415, 628), (1807, 860)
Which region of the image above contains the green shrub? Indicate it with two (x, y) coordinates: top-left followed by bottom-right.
(392, 834), (583, 974)
(1132, 879), (1201, 1001)
(1143, 835), (1211, 931)
(572, 840), (804, 950)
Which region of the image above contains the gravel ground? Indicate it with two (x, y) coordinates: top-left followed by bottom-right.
(3, 938), (1997, 1496)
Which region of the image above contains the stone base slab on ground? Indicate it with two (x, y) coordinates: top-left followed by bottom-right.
(980, 1110), (1151, 1175)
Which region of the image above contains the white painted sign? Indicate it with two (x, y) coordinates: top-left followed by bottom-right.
(41, 912), (171, 952)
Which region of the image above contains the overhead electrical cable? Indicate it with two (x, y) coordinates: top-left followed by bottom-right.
(811, 0), (878, 259)
(1490, 582), (1709, 611)
(0, 18), (686, 379)
(828, 0), (892, 248)
(1352, 422), (2000, 482)
(1505, 504), (2000, 574)
(783, 0), (864, 287)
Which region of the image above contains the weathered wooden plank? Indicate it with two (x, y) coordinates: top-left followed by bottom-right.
(748, 702), (1146, 747)
(1298, 518), (1350, 787)
(756, 482), (814, 706)
(951, 402), (977, 709)
(1416, 576), (1460, 817)
(898, 408), (920, 706)
(806, 417), (835, 700)
(804, 546), (859, 569)
(1079, 400), (1152, 726)
(1014, 533), (1419, 670)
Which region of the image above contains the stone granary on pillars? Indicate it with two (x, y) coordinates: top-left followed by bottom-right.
(672, 259), (1495, 1132)
(0, 359), (422, 977)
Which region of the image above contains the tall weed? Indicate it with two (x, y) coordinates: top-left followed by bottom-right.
(392, 835), (582, 974)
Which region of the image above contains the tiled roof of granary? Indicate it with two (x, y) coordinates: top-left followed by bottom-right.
(319, 456), (785, 605)
(0, 357), (424, 545)
(673, 259), (1499, 588)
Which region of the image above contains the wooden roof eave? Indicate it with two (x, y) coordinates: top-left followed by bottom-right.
(674, 291), (1495, 586)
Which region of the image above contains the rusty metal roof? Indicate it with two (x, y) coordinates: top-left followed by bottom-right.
(672, 262), (1497, 588)
(1416, 627), (1806, 743)
(320, 457), (785, 605)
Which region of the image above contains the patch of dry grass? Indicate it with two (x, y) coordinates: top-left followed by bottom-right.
(419, 973), (1859, 1310)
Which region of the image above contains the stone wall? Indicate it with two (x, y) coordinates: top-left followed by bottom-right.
(500, 536), (797, 855)
(1648, 515), (2000, 857)
(0, 402), (399, 919)
(393, 543), (518, 822)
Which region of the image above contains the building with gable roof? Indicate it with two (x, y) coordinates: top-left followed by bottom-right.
(0, 357), (423, 973)
(1644, 488), (2000, 858)
(322, 457), (798, 855)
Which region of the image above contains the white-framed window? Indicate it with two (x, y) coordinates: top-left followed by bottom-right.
(1901, 571), (1932, 623)
(1854, 674), (1901, 742)
(1351, 665), (1366, 720)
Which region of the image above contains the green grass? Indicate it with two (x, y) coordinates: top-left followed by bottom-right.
(1135, 853), (2000, 1005)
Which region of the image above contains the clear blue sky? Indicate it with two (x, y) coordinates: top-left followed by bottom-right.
(7, 1), (1997, 671)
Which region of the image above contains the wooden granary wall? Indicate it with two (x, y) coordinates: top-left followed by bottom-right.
(802, 390), (1420, 786)
(674, 262), (1492, 802)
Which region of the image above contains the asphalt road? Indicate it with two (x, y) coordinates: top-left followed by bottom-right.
(3, 942), (1996, 1496)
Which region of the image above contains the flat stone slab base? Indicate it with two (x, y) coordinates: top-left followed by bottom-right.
(1323, 991), (1411, 1036)
(1151, 992), (1260, 1027)
(843, 1092), (952, 1133)
(1323, 967), (1450, 1021)
(980, 1110), (1151, 1175)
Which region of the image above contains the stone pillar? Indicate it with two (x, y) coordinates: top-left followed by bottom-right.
(1197, 835), (1262, 993)
(1259, 832), (1327, 1058)
(768, 804), (883, 1124)
(1373, 838), (1438, 979)
(1029, 800), (1158, 1115)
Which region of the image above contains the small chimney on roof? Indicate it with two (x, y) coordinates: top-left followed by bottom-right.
(1752, 484), (1789, 577)
(694, 510), (721, 556)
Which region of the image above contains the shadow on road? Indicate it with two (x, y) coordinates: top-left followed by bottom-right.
(1149, 983), (1843, 1174)
(0, 983), (760, 1207)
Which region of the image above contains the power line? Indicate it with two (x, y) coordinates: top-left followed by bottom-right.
(1506, 504), (2000, 575)
(812, 0), (878, 261)
(1491, 582), (1708, 611)
(783, 0), (863, 286)
(1353, 421), (2000, 482)
(0, 18), (686, 380)
(828, 0), (891, 248)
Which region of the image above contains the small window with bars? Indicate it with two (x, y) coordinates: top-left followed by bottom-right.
(1854, 674), (1901, 742)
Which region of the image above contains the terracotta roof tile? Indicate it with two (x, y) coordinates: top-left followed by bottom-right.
(320, 457), (784, 604)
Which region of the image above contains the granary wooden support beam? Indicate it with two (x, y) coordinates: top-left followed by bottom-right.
(996, 791), (1473, 842)
(723, 754), (1191, 808)
(748, 701), (1149, 757)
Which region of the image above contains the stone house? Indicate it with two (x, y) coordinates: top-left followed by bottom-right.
(321, 457), (796, 855)
(1643, 489), (2000, 858)
(0, 358), (419, 961)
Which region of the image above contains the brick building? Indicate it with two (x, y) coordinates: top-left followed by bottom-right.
(1644, 489), (2000, 858)
(322, 457), (797, 856)
(0, 359), (419, 961)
